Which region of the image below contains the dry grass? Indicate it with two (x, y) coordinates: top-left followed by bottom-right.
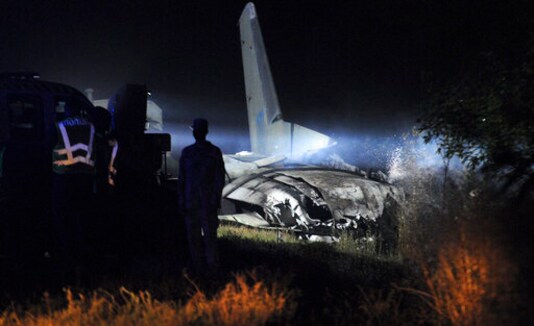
(411, 225), (517, 326)
(183, 272), (294, 326)
(393, 163), (518, 324)
(391, 142), (521, 325)
(0, 272), (294, 326)
(357, 287), (402, 326)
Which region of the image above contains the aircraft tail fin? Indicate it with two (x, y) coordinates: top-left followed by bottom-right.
(239, 3), (334, 157)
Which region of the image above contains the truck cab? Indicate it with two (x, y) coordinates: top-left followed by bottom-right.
(0, 73), (95, 258)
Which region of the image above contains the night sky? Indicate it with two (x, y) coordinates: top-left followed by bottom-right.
(1, 0), (532, 165)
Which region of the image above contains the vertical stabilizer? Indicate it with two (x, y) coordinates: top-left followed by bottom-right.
(239, 2), (288, 155)
(239, 3), (334, 157)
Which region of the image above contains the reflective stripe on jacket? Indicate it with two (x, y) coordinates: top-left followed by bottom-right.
(53, 117), (96, 174)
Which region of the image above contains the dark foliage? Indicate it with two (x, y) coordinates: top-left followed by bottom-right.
(418, 42), (534, 199)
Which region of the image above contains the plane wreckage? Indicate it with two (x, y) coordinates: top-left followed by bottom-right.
(219, 3), (404, 246)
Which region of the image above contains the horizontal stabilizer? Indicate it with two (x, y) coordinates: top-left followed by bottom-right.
(290, 123), (334, 157)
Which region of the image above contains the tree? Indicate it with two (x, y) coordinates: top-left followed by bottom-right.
(418, 44), (534, 200)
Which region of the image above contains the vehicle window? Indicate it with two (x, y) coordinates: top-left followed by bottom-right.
(7, 95), (44, 140)
(54, 96), (69, 122)
(54, 94), (93, 121)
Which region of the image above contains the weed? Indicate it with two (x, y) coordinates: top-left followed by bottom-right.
(404, 224), (517, 326)
(357, 287), (401, 326)
(184, 271), (294, 326)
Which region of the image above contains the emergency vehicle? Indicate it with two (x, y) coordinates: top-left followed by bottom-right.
(0, 73), (95, 257)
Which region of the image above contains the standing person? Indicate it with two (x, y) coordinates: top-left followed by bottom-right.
(178, 118), (226, 274)
(51, 106), (95, 269)
(91, 106), (116, 195)
(89, 106), (118, 256)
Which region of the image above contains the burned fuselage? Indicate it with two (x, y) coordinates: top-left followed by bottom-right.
(218, 3), (405, 246)
(221, 167), (403, 237)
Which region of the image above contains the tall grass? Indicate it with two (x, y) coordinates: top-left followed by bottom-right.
(0, 273), (294, 326)
(183, 272), (294, 326)
(391, 142), (520, 325)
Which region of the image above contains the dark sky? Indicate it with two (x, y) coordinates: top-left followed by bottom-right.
(1, 0), (532, 158)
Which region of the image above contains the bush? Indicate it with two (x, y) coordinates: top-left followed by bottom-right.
(391, 142), (520, 325)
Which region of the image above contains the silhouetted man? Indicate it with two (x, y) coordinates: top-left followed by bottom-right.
(178, 118), (226, 273)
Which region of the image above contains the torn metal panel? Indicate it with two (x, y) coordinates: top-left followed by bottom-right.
(268, 173), (328, 207)
(225, 174), (318, 228)
(222, 167), (404, 234)
(273, 169), (402, 222)
(253, 155), (286, 167)
(219, 212), (270, 228)
(223, 154), (285, 181)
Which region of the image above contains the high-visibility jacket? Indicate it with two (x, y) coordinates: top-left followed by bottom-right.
(52, 117), (96, 174)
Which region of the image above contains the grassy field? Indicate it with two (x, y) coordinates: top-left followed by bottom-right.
(0, 169), (531, 325)
(0, 223), (414, 325)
